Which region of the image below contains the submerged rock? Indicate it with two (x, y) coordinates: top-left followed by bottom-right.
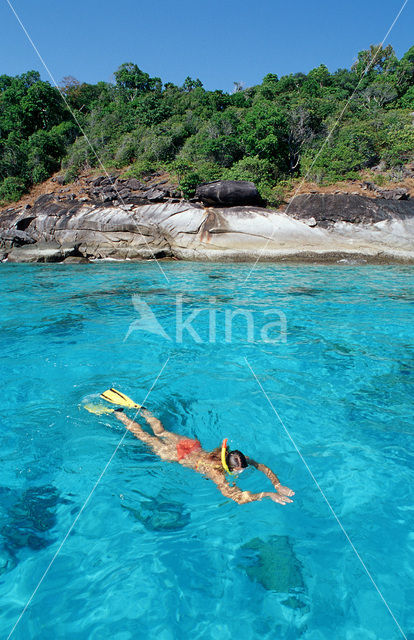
(62, 255), (90, 264)
(239, 535), (305, 596)
(0, 485), (61, 572)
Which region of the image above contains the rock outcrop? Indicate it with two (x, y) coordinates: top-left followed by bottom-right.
(48, 172), (182, 207)
(360, 182), (409, 200)
(83, 173), (181, 205)
(7, 241), (77, 263)
(195, 180), (262, 206)
(1, 192), (413, 263)
(287, 193), (414, 225)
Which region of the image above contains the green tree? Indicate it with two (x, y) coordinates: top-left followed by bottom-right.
(114, 63), (161, 100)
(182, 76), (203, 92)
(241, 101), (288, 169)
(21, 82), (66, 135)
(180, 108), (243, 167)
(352, 44), (397, 79)
(301, 120), (378, 182)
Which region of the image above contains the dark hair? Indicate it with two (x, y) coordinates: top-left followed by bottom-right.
(227, 450), (248, 471)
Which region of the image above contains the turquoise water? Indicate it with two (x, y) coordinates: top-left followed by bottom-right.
(0, 262), (413, 640)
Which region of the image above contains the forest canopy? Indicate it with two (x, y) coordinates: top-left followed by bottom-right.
(1, 44), (414, 205)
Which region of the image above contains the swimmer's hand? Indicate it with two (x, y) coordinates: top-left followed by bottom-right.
(275, 484), (295, 497)
(264, 492), (294, 505)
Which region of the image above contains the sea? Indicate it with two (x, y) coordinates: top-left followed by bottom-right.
(0, 261), (413, 640)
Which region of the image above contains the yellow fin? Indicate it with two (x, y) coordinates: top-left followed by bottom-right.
(100, 388), (141, 409)
(84, 403), (114, 415)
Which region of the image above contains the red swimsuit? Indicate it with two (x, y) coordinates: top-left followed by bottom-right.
(176, 438), (202, 460)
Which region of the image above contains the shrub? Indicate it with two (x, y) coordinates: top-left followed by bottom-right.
(0, 176), (26, 203)
(193, 161), (224, 182)
(114, 133), (139, 167)
(256, 183), (285, 208)
(382, 122), (414, 167)
(224, 156), (277, 184)
(62, 137), (94, 182)
(122, 158), (158, 178)
(399, 86), (414, 109)
(180, 172), (200, 198)
(373, 173), (387, 186)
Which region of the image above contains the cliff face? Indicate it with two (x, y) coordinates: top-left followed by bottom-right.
(1, 192), (414, 263)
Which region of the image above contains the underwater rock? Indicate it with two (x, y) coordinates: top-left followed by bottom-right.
(1, 485), (60, 557)
(280, 595), (308, 609)
(62, 255), (90, 264)
(240, 535), (306, 603)
(285, 286), (324, 296)
(41, 312), (84, 337)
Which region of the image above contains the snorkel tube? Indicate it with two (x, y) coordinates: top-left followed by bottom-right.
(221, 438), (232, 475)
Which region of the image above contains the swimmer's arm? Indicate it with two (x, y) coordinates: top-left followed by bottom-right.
(247, 458), (295, 497)
(213, 476), (291, 505)
(247, 458), (280, 486)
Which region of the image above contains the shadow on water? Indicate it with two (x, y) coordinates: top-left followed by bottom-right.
(121, 494), (190, 532)
(0, 485), (64, 575)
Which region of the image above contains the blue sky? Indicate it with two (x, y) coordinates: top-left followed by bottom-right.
(1, 0), (413, 92)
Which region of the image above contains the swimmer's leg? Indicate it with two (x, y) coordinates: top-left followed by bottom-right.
(114, 410), (179, 461)
(140, 408), (181, 443)
(114, 410), (161, 447)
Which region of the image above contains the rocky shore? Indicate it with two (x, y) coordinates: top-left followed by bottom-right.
(1, 179), (414, 263)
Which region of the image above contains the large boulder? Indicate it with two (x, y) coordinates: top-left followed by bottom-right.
(195, 180), (262, 206)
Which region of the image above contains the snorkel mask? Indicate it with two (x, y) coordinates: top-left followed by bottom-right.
(221, 438), (233, 475)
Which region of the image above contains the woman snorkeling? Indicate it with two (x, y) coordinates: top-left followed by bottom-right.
(92, 388), (295, 506)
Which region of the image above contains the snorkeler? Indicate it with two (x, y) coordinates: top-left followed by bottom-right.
(89, 388), (295, 506)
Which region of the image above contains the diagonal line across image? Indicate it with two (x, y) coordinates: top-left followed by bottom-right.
(243, 0), (409, 284)
(244, 356), (408, 640)
(6, 356), (171, 640)
(5, 0), (171, 283)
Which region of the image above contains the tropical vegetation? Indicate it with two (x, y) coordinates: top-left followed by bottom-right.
(1, 44), (413, 205)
